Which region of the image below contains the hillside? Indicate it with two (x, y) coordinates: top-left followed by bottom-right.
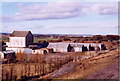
(36, 48), (119, 80)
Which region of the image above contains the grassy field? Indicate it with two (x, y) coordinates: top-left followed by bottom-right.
(34, 37), (60, 43)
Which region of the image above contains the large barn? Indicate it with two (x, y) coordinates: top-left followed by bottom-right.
(6, 31), (33, 47)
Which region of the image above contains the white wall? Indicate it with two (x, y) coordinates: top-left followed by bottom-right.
(74, 47), (82, 52)
(32, 50), (44, 54)
(7, 37), (26, 47)
(6, 47), (32, 54)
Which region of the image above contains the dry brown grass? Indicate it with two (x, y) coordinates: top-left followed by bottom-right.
(59, 49), (118, 79)
(38, 48), (118, 79)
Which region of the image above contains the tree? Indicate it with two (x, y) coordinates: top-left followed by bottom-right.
(79, 38), (88, 43)
(92, 35), (102, 41)
(62, 37), (71, 41)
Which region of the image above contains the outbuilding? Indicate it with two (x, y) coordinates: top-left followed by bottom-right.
(0, 50), (16, 63)
(32, 48), (53, 54)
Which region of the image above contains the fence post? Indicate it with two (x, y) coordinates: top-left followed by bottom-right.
(10, 64), (14, 81)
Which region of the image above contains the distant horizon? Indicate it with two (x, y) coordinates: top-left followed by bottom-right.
(0, 32), (118, 36)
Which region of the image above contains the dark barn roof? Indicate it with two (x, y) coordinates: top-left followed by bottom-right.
(10, 31), (32, 37)
(29, 43), (49, 48)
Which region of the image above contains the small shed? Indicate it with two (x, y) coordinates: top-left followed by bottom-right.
(32, 48), (53, 54)
(0, 50), (16, 63)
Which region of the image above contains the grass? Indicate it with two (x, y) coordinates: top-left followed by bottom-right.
(52, 49), (119, 79)
(34, 37), (60, 43)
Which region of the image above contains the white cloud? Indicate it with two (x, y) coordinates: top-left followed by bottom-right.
(91, 3), (118, 15)
(57, 0), (119, 2)
(1, 0), (119, 2)
(2, 2), (87, 22)
(2, 2), (118, 22)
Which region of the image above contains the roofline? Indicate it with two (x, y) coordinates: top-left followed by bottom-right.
(10, 31), (32, 37)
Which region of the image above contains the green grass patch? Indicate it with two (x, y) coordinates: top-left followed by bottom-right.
(34, 37), (60, 43)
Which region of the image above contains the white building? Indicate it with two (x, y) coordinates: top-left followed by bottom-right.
(47, 43), (102, 52)
(6, 31), (33, 47)
(6, 31), (34, 54)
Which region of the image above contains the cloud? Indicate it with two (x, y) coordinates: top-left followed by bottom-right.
(91, 3), (118, 15)
(2, 2), (86, 22)
(32, 25), (44, 29)
(2, 2), (118, 22)
(57, 0), (119, 2)
(44, 23), (117, 31)
(50, 24), (86, 29)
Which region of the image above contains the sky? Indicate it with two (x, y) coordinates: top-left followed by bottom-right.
(0, 0), (119, 35)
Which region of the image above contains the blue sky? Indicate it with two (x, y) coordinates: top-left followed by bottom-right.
(1, 0), (118, 35)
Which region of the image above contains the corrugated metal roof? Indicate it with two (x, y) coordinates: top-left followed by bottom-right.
(47, 43), (69, 49)
(47, 43), (101, 48)
(10, 31), (31, 37)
